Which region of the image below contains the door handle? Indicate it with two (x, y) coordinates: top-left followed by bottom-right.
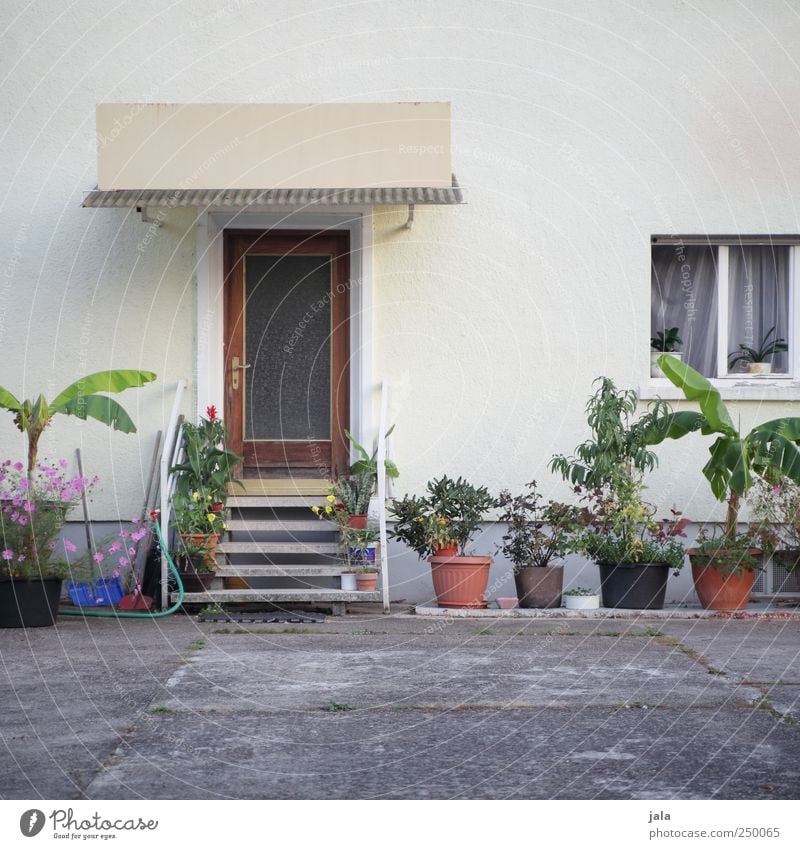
(231, 356), (251, 391)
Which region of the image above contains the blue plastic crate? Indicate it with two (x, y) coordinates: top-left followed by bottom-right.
(66, 576), (125, 607)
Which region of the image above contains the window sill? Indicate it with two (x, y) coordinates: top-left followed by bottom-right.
(640, 377), (800, 401)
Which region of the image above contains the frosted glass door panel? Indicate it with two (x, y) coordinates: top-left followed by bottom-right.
(244, 254), (331, 440)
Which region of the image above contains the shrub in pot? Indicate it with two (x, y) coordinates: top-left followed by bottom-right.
(173, 537), (216, 593)
(550, 376), (684, 610)
(644, 356), (800, 609)
(571, 473), (687, 610)
(747, 475), (800, 579)
(496, 481), (580, 608)
(391, 476), (495, 608)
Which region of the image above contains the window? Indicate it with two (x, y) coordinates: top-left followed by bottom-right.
(651, 237), (795, 380)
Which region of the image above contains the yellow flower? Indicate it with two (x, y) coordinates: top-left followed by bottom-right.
(207, 513), (217, 523)
(439, 518), (447, 526)
(416, 517), (425, 523)
(324, 505), (333, 514)
(311, 506), (321, 515)
(206, 495), (212, 501)
(191, 491), (200, 501)
(326, 494), (336, 503)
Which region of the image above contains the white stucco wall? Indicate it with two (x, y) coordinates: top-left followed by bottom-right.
(2, 1), (800, 598)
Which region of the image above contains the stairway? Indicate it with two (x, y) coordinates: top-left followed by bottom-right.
(175, 495), (382, 616)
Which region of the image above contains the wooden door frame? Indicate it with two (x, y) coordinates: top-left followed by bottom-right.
(223, 228), (351, 476)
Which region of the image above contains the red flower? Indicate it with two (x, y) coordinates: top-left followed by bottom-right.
(149, 509), (160, 520)
(206, 405), (218, 423)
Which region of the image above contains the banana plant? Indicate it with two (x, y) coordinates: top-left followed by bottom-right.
(0, 370), (157, 479)
(345, 427), (399, 481)
(643, 356), (800, 537)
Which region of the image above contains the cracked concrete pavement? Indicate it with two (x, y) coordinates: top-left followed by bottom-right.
(1, 612), (798, 799)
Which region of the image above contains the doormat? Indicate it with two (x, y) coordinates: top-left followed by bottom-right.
(197, 611), (326, 624)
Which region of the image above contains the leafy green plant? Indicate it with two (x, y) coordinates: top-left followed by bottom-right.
(549, 377), (672, 488)
(728, 325), (788, 369)
(651, 327), (682, 352)
(171, 406), (242, 505)
(345, 428), (399, 480)
(0, 370), (156, 479)
(390, 476), (495, 558)
(330, 471), (373, 516)
(647, 356), (800, 544)
(571, 472), (688, 573)
(496, 481), (580, 571)
(563, 587), (596, 597)
(171, 491), (225, 536)
(747, 475), (800, 554)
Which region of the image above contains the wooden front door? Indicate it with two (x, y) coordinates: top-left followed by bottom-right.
(223, 230), (350, 479)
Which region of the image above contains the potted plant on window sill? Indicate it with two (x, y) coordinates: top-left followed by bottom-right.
(495, 481), (580, 608)
(650, 327), (683, 378)
(644, 355), (800, 609)
(728, 325), (788, 376)
(391, 476), (495, 609)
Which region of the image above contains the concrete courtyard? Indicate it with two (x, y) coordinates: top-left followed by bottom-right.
(1, 609), (799, 800)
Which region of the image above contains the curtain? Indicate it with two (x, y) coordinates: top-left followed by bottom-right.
(727, 245), (790, 374)
(651, 245), (719, 377)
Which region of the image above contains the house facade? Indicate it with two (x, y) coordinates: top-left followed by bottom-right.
(2, 1), (800, 603)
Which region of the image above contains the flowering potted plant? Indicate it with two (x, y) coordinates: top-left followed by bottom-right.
(341, 526), (380, 591)
(170, 406), (243, 509)
(391, 476), (496, 608)
(171, 537), (216, 593)
(496, 481), (581, 608)
(748, 475), (800, 576)
(171, 491), (224, 571)
(0, 460), (96, 627)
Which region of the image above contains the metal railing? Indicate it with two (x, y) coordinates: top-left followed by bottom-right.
(377, 381), (391, 614)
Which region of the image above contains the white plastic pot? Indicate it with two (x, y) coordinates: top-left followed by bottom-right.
(340, 572), (357, 591)
(564, 594), (600, 610)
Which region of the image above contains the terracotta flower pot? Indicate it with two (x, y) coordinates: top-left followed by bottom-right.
(179, 533), (219, 571)
(355, 572), (379, 592)
(429, 555), (492, 608)
(435, 544), (458, 558)
(347, 514), (368, 529)
(690, 553), (757, 610)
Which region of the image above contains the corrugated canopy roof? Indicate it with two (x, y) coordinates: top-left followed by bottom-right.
(81, 177), (464, 209)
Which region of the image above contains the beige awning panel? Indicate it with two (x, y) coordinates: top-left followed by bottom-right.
(94, 102), (453, 192)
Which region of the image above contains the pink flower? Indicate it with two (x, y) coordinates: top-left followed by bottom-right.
(17, 555), (24, 562)
(120, 530), (129, 539)
(59, 459), (68, 469)
(63, 540), (77, 553)
(128, 547), (136, 556)
(13, 462), (22, 471)
(112, 569), (120, 578)
(18, 479), (28, 490)
(131, 517), (140, 525)
(93, 552), (105, 563)
(10, 512), (18, 521)
(61, 489), (73, 501)
(772, 485), (783, 495)
(18, 516), (27, 526)
(109, 541), (121, 553)
(23, 502), (34, 513)
(1, 549), (13, 561)
(118, 556), (128, 567)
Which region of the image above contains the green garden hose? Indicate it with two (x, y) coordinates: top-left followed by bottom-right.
(58, 522), (185, 618)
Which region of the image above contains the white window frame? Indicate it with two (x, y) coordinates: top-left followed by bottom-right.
(645, 235), (800, 401)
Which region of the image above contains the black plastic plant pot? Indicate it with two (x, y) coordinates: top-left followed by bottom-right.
(598, 562), (669, 610)
(0, 577), (63, 628)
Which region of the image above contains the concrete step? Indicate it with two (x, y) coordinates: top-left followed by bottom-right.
(217, 541), (340, 554)
(227, 496), (327, 508)
(174, 589), (381, 603)
(215, 565), (351, 577)
(225, 519), (334, 533)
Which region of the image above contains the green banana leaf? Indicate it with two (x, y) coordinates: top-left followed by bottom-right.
(50, 370), (157, 411)
(656, 356), (736, 436)
(59, 395), (139, 433)
(0, 387), (21, 412)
